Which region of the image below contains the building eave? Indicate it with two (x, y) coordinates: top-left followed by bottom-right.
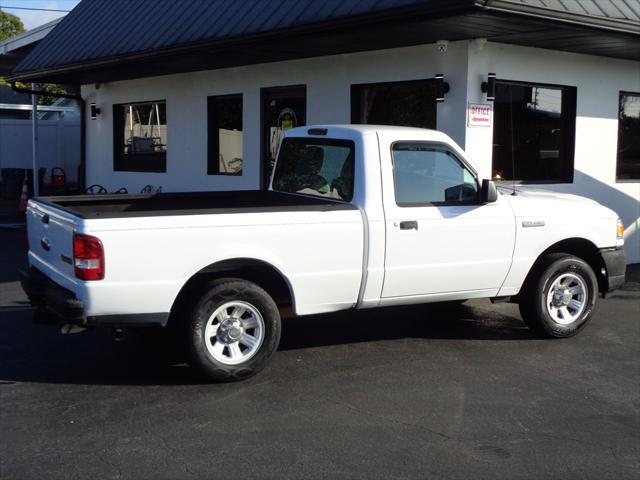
(7, 0), (639, 85)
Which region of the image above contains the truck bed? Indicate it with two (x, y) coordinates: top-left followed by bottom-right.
(33, 190), (356, 219)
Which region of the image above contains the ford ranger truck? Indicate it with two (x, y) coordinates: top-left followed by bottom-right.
(20, 125), (626, 381)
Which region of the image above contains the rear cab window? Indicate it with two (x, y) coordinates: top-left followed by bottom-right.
(272, 138), (355, 201)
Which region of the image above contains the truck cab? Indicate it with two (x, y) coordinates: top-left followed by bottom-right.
(20, 125), (626, 382)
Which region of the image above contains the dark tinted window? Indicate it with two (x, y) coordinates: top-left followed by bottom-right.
(208, 94), (243, 175)
(617, 92), (640, 180)
(492, 81), (576, 183)
(113, 101), (166, 172)
(272, 138), (355, 201)
(392, 143), (478, 206)
(351, 79), (437, 128)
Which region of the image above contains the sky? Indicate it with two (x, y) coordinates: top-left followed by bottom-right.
(0, 0), (81, 30)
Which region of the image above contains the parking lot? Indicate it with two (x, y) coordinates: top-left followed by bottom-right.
(1, 225), (638, 479)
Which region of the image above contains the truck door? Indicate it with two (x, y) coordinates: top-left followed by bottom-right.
(380, 140), (515, 299)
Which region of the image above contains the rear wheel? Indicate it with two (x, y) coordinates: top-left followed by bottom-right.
(519, 254), (598, 338)
(187, 278), (281, 381)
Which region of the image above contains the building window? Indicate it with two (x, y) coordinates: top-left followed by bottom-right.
(208, 94), (243, 175)
(617, 92), (640, 180)
(113, 101), (167, 172)
(392, 143), (478, 206)
(351, 79), (437, 129)
(492, 81), (576, 183)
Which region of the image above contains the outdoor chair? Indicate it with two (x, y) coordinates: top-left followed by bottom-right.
(85, 184), (108, 195)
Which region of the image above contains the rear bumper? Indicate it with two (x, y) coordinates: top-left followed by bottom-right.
(19, 267), (84, 324)
(19, 267), (169, 327)
(599, 247), (626, 294)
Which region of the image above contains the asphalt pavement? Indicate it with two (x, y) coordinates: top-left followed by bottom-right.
(1, 226), (638, 479)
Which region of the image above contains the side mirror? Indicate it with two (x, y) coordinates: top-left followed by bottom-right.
(481, 179), (498, 203)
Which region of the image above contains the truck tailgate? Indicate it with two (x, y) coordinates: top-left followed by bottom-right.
(27, 200), (77, 282)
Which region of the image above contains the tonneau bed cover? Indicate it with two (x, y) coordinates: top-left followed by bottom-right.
(33, 190), (356, 219)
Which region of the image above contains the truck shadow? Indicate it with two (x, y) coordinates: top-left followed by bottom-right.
(0, 301), (533, 386)
(279, 301), (533, 351)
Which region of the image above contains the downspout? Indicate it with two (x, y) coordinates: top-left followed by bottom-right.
(11, 82), (86, 193)
(31, 83), (39, 196)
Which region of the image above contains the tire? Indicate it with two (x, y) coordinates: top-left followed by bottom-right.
(519, 253), (598, 338)
(186, 278), (281, 382)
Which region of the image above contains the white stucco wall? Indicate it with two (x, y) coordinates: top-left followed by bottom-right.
(82, 40), (639, 262)
(82, 42), (469, 194)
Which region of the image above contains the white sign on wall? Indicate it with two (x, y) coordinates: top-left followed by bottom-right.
(467, 103), (493, 127)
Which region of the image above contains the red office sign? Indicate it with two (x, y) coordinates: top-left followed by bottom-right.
(467, 103), (493, 127)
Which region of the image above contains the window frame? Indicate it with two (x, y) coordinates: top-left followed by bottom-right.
(113, 100), (167, 173)
(207, 93), (243, 176)
(492, 79), (577, 184)
(390, 141), (480, 208)
(616, 91), (640, 182)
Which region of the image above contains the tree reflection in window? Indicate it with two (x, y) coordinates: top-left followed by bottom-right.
(492, 81), (576, 183)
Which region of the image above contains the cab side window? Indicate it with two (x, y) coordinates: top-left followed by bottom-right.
(392, 143), (479, 206)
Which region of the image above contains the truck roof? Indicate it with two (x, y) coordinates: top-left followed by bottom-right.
(283, 124), (476, 172)
(284, 124), (458, 144)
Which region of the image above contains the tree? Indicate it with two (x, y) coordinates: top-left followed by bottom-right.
(0, 10), (25, 41)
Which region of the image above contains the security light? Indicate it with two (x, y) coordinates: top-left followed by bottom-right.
(90, 103), (101, 119)
(481, 73), (496, 101)
(434, 74), (450, 102)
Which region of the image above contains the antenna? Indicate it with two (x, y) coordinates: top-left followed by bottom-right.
(509, 85), (517, 196)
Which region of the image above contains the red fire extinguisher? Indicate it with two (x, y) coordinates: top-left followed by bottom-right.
(51, 167), (67, 194)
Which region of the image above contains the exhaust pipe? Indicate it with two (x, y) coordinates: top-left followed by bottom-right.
(112, 328), (125, 342)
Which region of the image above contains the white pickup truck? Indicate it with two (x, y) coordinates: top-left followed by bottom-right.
(20, 125), (626, 381)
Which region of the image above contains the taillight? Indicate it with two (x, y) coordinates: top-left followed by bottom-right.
(617, 218), (624, 239)
(73, 233), (104, 281)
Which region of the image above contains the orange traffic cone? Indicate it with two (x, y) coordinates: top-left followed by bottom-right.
(18, 175), (29, 213)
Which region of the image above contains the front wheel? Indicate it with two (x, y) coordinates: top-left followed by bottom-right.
(519, 254), (598, 338)
(187, 278), (281, 381)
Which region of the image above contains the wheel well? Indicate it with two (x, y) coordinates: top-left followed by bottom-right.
(168, 259), (294, 326)
(521, 238), (606, 296)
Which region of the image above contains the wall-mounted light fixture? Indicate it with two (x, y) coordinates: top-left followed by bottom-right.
(481, 73), (496, 102)
(90, 102), (101, 120)
(434, 74), (450, 103)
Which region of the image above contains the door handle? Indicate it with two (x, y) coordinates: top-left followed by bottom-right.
(399, 221), (418, 230)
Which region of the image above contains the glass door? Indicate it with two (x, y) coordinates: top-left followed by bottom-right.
(261, 85), (306, 189)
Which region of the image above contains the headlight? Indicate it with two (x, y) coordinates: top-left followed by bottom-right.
(617, 218), (624, 239)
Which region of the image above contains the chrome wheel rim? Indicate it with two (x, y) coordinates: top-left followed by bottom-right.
(546, 273), (588, 325)
(204, 301), (265, 365)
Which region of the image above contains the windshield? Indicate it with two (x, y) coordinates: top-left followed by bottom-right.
(272, 138), (355, 201)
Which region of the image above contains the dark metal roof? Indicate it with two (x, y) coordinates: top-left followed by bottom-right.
(13, 0), (432, 73)
(9, 0), (640, 84)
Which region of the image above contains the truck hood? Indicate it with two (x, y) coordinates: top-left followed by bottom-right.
(499, 185), (618, 219)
